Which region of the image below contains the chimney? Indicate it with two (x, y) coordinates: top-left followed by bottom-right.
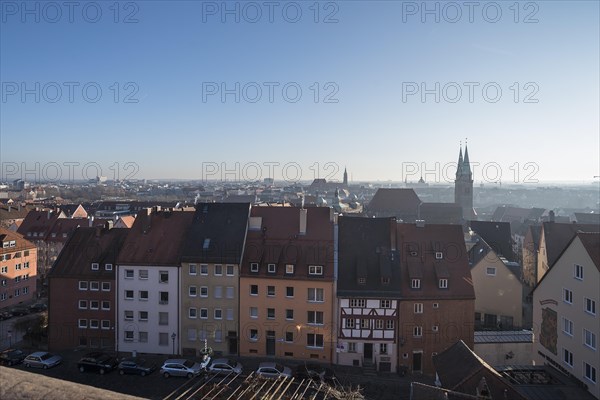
(299, 208), (307, 235)
(143, 209), (152, 233)
(88, 216), (94, 227)
(549, 210), (555, 223)
(8, 205), (11, 213)
(18, 204), (21, 212)
(47, 210), (51, 220)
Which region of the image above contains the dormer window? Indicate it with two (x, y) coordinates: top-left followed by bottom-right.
(382, 277), (390, 284)
(410, 251), (418, 257)
(435, 252), (443, 260)
(358, 277), (366, 285)
(250, 263), (259, 272)
(105, 264), (112, 271)
(203, 238), (210, 250)
(308, 265), (323, 275)
(411, 279), (421, 289)
(268, 263), (276, 273)
(285, 264), (294, 274)
(91, 263), (99, 270)
(439, 279), (448, 289)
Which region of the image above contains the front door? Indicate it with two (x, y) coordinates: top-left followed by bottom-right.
(412, 351), (422, 373)
(266, 330), (275, 356)
(363, 343), (373, 363)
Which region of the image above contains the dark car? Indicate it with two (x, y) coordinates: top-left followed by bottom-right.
(29, 303), (47, 313)
(77, 352), (118, 374)
(0, 310), (11, 320)
(118, 358), (156, 376)
(9, 306), (29, 317)
(293, 364), (337, 384)
(0, 349), (26, 366)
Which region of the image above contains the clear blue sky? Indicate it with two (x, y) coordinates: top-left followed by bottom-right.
(1, 1), (598, 184)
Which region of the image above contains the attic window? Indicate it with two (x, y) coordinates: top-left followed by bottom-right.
(250, 263), (259, 273)
(308, 265), (323, 275)
(358, 277), (366, 285)
(439, 279), (448, 289)
(411, 279), (421, 289)
(435, 252), (443, 260)
(410, 251), (418, 257)
(268, 264), (276, 273)
(203, 239), (211, 250)
(9, 241), (15, 247)
(91, 263), (99, 270)
(105, 264), (113, 271)
(382, 277), (390, 285)
(285, 264), (294, 274)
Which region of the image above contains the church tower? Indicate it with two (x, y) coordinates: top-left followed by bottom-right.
(454, 143), (475, 220)
(343, 167), (348, 186)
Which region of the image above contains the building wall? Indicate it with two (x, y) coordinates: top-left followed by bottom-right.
(116, 265), (181, 355)
(533, 238), (599, 399)
(474, 341), (533, 366)
(239, 277), (334, 363)
(472, 250), (523, 329)
(180, 262), (239, 357)
(398, 299), (474, 375)
(0, 241), (37, 308)
(536, 229), (549, 284)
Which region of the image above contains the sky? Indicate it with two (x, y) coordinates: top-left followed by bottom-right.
(1, 0), (599, 184)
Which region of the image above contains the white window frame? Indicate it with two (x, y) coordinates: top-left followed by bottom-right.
(562, 317), (574, 336)
(214, 264), (223, 276)
(268, 263), (276, 273)
(439, 279), (448, 289)
(585, 297), (596, 315)
(411, 279), (421, 289)
(200, 264), (208, 275)
(189, 264), (197, 275)
(308, 265), (323, 275)
(563, 288), (573, 304)
(125, 269), (134, 279)
(101, 282), (111, 291)
(250, 263), (259, 272)
(226, 264), (234, 276)
(574, 264), (584, 280)
(78, 300), (88, 309)
(79, 281), (88, 290)
(486, 267), (496, 276)
(308, 288), (324, 302)
(413, 326), (423, 337)
(91, 263), (99, 270)
(105, 263), (113, 271)
(414, 303), (423, 314)
(584, 362), (597, 384)
(563, 348), (573, 368)
(285, 264), (294, 274)
(583, 329), (596, 350)
(78, 319), (87, 328)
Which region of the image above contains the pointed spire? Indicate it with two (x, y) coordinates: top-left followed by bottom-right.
(456, 142), (464, 178)
(463, 139), (472, 176)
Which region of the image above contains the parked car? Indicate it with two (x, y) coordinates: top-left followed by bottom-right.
(0, 310), (12, 320)
(77, 352), (118, 374)
(255, 362), (292, 379)
(118, 358), (156, 376)
(207, 358), (243, 376)
(29, 303), (47, 313)
(293, 363), (337, 383)
(0, 349), (26, 366)
(160, 358), (207, 378)
(23, 351), (62, 369)
(9, 306), (29, 317)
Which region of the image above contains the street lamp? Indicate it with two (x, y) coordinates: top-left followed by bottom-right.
(171, 333), (176, 356)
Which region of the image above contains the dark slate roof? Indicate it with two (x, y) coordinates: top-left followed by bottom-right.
(117, 210), (194, 266)
(337, 216), (400, 297)
(543, 222), (599, 268)
(578, 232), (600, 271)
(181, 203), (250, 264)
(49, 227), (129, 278)
(0, 204), (31, 221)
(16, 210), (63, 239)
(419, 202), (463, 224)
(366, 189), (421, 219)
(469, 220), (515, 261)
(574, 212), (600, 225)
(433, 340), (527, 400)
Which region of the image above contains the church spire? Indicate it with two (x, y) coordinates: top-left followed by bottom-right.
(343, 167), (348, 186)
(463, 140), (472, 177)
(456, 142), (464, 178)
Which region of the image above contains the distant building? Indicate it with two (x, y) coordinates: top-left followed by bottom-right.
(365, 188), (421, 221)
(0, 228), (37, 309)
(454, 144), (476, 220)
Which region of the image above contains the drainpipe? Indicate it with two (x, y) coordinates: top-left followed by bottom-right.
(332, 218), (338, 366)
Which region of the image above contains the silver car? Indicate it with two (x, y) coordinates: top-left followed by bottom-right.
(24, 351), (62, 369)
(160, 358), (206, 378)
(256, 362), (292, 379)
(207, 358), (243, 376)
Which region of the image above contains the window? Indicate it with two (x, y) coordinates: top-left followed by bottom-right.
(285, 264), (294, 274)
(285, 332), (294, 342)
(90, 300), (99, 310)
(214, 309), (222, 319)
(189, 264), (197, 275)
(250, 329), (258, 341)
(375, 320), (384, 329)
(188, 328), (197, 341)
(309, 265), (323, 275)
(486, 267), (496, 276)
(125, 269), (134, 279)
(414, 303), (423, 314)
(214, 264), (223, 276)
(226, 308), (233, 320)
(189, 286), (197, 297)
(432, 325), (439, 332)
(226, 286), (234, 299)
(158, 291), (169, 304)
(381, 300), (391, 308)
(286, 309), (294, 320)
(139, 311), (148, 321)
(23, 287), (29, 295)
(348, 343), (357, 353)
(79, 281), (88, 290)
(433, 303), (439, 309)
(563, 348), (573, 367)
(413, 326), (423, 337)
(308, 288), (324, 302)
(574, 264), (584, 280)
(0, 266), (6, 273)
(101, 282), (111, 291)
(267, 286), (275, 296)
(382, 277), (390, 284)
(159, 312), (168, 325)
(200, 286), (208, 297)
(139, 269), (148, 280)
(214, 286), (222, 298)
(24, 261), (29, 269)
(139, 290), (148, 300)
(90, 281), (99, 291)
(584, 362), (597, 384)
(78, 300), (87, 309)
(380, 344), (388, 354)
(226, 265), (234, 276)
(91, 263), (99, 270)
(124, 330), (134, 341)
(159, 271), (168, 283)
(350, 299), (366, 308)
(105, 263), (113, 271)
(15, 263), (21, 270)
(584, 329), (596, 350)
(361, 319), (370, 329)
(286, 287), (294, 297)
(159, 333), (169, 346)
(345, 318), (355, 329)
(203, 238), (210, 249)
(250, 263), (259, 272)
(78, 319), (88, 328)
(124, 310), (134, 320)
(250, 285), (258, 296)
(358, 277), (366, 285)
(89, 320), (99, 329)
(439, 279), (448, 289)
(101, 320), (110, 330)
(562, 317), (574, 336)
(24, 250), (29, 257)
(308, 311), (323, 325)
(411, 279), (421, 289)
(125, 290), (134, 300)
(268, 263), (276, 273)
(200, 264), (208, 275)
(14, 276), (20, 283)
(101, 301), (110, 310)
(267, 308), (275, 319)
(435, 252), (443, 259)
(563, 288), (573, 304)
(307, 333), (324, 348)
(0, 279), (5, 287)
(585, 298), (597, 315)
(386, 320), (394, 330)
(200, 308), (208, 319)
(189, 308), (197, 318)
(250, 307), (258, 318)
